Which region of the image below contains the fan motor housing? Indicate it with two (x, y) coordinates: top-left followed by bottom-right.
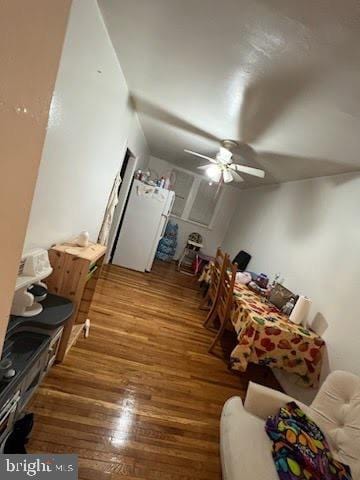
(221, 139), (239, 150)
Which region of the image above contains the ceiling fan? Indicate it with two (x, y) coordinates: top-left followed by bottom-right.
(184, 139), (265, 184)
(130, 65), (320, 185)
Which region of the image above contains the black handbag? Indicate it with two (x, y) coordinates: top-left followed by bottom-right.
(232, 250), (251, 271)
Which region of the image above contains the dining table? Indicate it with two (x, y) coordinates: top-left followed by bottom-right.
(199, 265), (325, 388)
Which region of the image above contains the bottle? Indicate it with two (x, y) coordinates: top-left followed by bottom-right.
(269, 273), (280, 291)
(143, 170), (151, 183)
(282, 298), (295, 315)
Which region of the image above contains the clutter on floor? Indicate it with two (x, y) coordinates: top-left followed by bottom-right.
(156, 221), (178, 262)
(4, 413), (34, 454)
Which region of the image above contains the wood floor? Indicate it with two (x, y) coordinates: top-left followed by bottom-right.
(28, 261), (281, 479)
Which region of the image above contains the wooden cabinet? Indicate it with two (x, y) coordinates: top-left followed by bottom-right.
(46, 241), (106, 362)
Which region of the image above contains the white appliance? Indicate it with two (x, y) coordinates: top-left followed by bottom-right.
(11, 249), (53, 317)
(112, 179), (175, 272)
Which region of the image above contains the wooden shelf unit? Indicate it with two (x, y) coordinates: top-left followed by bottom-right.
(46, 241), (106, 362)
(65, 323), (84, 358)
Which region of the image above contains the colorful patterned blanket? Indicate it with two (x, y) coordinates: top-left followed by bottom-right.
(265, 402), (352, 480)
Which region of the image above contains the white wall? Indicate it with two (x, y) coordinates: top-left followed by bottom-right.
(223, 172), (360, 401)
(24, 0), (149, 251)
(149, 156), (241, 258)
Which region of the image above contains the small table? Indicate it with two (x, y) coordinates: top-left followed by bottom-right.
(229, 283), (325, 388)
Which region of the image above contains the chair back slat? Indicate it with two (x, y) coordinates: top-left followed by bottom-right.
(216, 258), (238, 323)
(206, 253), (238, 353)
(208, 248), (228, 303)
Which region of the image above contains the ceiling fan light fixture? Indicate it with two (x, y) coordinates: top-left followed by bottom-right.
(217, 147), (233, 164)
(206, 164), (221, 182)
(223, 169), (233, 183)
(186, 140), (265, 184)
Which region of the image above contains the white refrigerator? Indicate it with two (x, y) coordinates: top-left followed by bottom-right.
(112, 179), (175, 272)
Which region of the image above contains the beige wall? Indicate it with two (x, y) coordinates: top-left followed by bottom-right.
(0, 0), (71, 354)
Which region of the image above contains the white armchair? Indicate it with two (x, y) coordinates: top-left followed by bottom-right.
(220, 370), (360, 480)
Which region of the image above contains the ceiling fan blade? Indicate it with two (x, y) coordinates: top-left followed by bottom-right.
(229, 169), (244, 182)
(184, 149), (217, 163)
(231, 163), (265, 178)
(130, 94), (220, 142)
(256, 150), (347, 183)
(223, 169), (233, 183)
(239, 66), (321, 143)
(197, 163), (214, 170)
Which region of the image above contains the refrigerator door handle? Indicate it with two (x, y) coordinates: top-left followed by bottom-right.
(168, 195), (175, 215)
(160, 217), (168, 238)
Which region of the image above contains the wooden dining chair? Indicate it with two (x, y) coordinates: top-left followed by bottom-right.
(203, 252), (231, 327)
(200, 248), (228, 317)
(206, 258), (238, 353)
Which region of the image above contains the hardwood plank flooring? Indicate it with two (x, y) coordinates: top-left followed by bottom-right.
(28, 261), (281, 479)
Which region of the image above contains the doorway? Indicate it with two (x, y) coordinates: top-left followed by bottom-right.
(106, 149), (137, 263)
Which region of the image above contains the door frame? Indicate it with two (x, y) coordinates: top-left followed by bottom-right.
(105, 154), (138, 263)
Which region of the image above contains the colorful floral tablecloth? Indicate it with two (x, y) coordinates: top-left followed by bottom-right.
(199, 263), (325, 388)
(230, 283), (325, 388)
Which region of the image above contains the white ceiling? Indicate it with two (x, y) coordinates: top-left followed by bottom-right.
(99, 0), (360, 187)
